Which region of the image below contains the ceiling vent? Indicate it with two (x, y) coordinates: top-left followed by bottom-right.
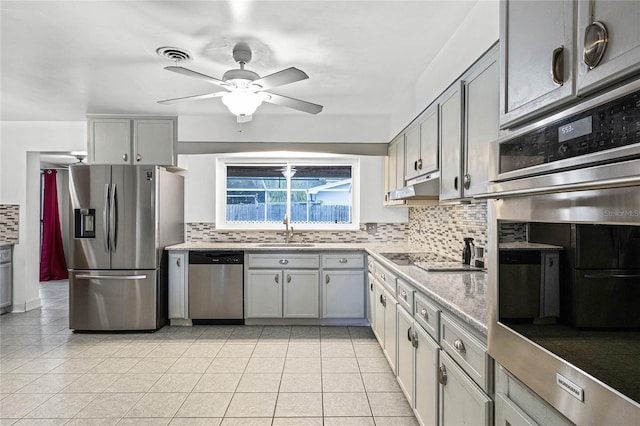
(156, 46), (192, 63)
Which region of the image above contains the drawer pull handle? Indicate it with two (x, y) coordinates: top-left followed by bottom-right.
(401, 290), (407, 299)
(438, 364), (447, 385)
(407, 327), (413, 342)
(176, 257), (181, 267)
(339, 258), (348, 263)
(380, 294), (386, 307)
(381, 273), (386, 281)
(287, 274), (292, 283)
(136, 153), (142, 162)
(326, 275), (330, 284)
(279, 259), (289, 265)
(370, 283), (373, 291)
(274, 274), (279, 284)
(412, 331), (419, 348)
(453, 339), (466, 354)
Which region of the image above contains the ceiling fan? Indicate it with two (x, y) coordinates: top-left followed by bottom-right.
(158, 42), (323, 123)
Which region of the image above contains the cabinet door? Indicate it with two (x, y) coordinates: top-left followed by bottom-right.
(133, 119), (176, 166)
(404, 126), (421, 181)
(439, 83), (463, 201)
(284, 269), (319, 318)
(500, 0), (575, 127)
(415, 322), (440, 426)
(89, 119), (131, 164)
(419, 106), (439, 176)
(396, 306), (415, 406)
(495, 393), (538, 426)
(439, 351), (492, 426)
(366, 272), (375, 326)
(373, 280), (386, 344)
(383, 290), (398, 374)
(388, 139), (399, 193)
(576, 1), (640, 95)
(323, 270), (364, 318)
(168, 252), (187, 319)
(464, 51), (499, 198)
(247, 270), (282, 318)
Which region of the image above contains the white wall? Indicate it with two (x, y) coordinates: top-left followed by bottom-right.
(1, 121), (86, 311)
(178, 154), (408, 225)
(389, 0), (500, 137)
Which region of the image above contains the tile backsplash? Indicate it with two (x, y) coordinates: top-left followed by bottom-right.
(0, 204), (19, 243)
(186, 222), (408, 244)
(408, 203), (488, 261)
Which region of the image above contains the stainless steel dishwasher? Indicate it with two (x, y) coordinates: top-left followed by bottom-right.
(188, 251), (244, 324)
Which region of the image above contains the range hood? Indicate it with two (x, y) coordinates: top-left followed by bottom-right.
(389, 171), (440, 200)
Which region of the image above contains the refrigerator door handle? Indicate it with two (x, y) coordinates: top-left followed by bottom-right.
(103, 184), (110, 252)
(110, 183), (118, 252)
(75, 274), (148, 280)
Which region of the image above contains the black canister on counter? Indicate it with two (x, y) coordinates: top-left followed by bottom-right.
(463, 237), (475, 265)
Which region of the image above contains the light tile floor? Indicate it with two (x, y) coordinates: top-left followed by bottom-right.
(0, 280), (418, 425)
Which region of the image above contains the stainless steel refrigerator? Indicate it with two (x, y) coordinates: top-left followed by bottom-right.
(68, 165), (184, 331)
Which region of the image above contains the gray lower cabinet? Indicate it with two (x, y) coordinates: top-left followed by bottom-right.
(0, 245), (12, 314)
(168, 251), (188, 319)
(247, 269), (319, 318)
(322, 270), (364, 318)
(397, 306), (415, 406)
(414, 319), (439, 426)
(372, 278), (397, 373)
(366, 271), (376, 326)
(495, 393), (538, 426)
(439, 351), (492, 426)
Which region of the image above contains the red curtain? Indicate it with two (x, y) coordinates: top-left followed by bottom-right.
(40, 169), (68, 281)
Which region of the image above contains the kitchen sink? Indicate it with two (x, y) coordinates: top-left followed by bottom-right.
(258, 243), (315, 247)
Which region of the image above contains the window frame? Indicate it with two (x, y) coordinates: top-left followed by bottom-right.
(215, 155), (360, 231)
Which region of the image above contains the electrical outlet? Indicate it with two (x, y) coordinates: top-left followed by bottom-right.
(366, 223), (377, 234)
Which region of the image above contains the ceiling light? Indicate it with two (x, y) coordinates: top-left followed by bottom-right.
(221, 91), (263, 116)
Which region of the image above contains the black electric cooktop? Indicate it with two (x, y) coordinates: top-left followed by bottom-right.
(379, 252), (484, 272)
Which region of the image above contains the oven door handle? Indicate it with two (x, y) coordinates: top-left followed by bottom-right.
(583, 273), (640, 279)
(474, 175), (640, 200)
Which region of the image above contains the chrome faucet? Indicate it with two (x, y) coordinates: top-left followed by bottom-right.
(283, 214), (294, 243)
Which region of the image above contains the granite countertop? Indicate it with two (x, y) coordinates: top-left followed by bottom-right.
(499, 242), (563, 250)
(165, 241), (488, 336)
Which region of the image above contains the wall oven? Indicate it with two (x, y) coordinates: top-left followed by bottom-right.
(482, 78), (640, 424)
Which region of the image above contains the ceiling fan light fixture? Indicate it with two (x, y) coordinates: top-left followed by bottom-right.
(222, 91), (263, 116)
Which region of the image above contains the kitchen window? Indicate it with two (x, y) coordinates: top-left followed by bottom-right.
(216, 157), (359, 231)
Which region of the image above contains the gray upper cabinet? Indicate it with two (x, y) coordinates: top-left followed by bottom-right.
(439, 82), (463, 201)
(88, 116), (177, 166)
(404, 106), (439, 182)
(576, 0), (640, 95)
(384, 135), (407, 206)
(500, 0), (575, 128)
(463, 51), (499, 198)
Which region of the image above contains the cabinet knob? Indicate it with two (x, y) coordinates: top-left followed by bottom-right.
(339, 258), (348, 264)
(274, 274), (279, 284)
(123, 153), (128, 162)
(379, 294), (386, 307)
(326, 275), (330, 284)
(401, 290), (407, 299)
(279, 259), (289, 265)
(370, 283), (373, 291)
(136, 153), (141, 162)
(463, 173), (471, 190)
(412, 331), (419, 348)
(438, 364), (448, 385)
(287, 274), (292, 283)
(381, 274), (386, 281)
(176, 257), (181, 267)
(453, 339), (466, 354)
(420, 308), (428, 320)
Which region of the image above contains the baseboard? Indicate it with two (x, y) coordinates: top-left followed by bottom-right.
(25, 297), (42, 312)
(169, 318), (193, 327)
(244, 318), (370, 326)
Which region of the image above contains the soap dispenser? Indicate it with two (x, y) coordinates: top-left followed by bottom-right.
(462, 237), (475, 265)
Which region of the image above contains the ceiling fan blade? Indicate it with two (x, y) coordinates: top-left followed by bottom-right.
(249, 67), (308, 90)
(263, 92), (323, 114)
(164, 66), (231, 88)
(157, 92), (226, 105)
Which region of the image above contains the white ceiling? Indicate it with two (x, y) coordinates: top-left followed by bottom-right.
(1, 0), (480, 126)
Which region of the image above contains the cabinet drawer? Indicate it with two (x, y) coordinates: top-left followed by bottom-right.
(414, 294), (440, 341)
(248, 253), (319, 269)
(322, 253), (365, 269)
(396, 278), (414, 314)
(440, 313), (490, 392)
(374, 262), (397, 295)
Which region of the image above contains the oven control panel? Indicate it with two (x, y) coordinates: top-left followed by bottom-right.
(499, 89), (640, 174)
